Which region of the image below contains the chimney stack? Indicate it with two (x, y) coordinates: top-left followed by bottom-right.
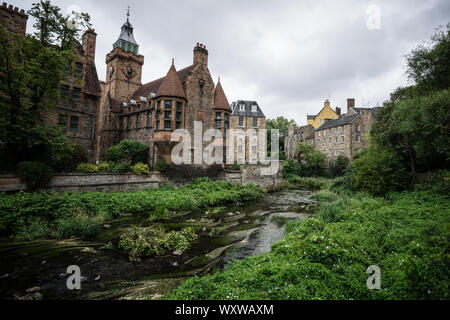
(347, 98), (355, 113)
(335, 107), (341, 116)
(82, 28), (97, 62)
(324, 99), (331, 109)
(193, 42), (208, 67)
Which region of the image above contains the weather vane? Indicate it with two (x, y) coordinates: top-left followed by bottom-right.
(127, 6), (130, 21)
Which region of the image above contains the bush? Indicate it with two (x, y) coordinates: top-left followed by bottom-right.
(133, 162), (150, 175)
(56, 208), (105, 239)
(351, 145), (410, 196)
(97, 162), (111, 173)
(118, 225), (197, 258)
(75, 163), (99, 173)
(111, 161), (131, 173)
(49, 143), (89, 172)
(328, 156), (350, 177)
(154, 158), (169, 172)
(17, 161), (53, 190)
(15, 217), (50, 241)
(105, 140), (148, 165)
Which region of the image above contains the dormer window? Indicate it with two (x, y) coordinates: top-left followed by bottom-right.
(251, 105), (258, 113)
(239, 104), (245, 111)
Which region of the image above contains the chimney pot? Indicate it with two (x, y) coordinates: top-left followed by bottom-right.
(2, 3), (7, 8)
(8, 4), (12, 9)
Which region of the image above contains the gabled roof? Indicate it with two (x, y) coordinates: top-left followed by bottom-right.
(155, 61), (186, 99)
(307, 114), (316, 120)
(231, 100), (265, 118)
(132, 65), (194, 99)
(213, 80), (231, 111)
(315, 113), (360, 131)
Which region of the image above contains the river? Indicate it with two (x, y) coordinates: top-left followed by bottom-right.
(0, 189), (317, 300)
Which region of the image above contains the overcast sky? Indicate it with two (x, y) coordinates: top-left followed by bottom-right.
(13, 0), (450, 125)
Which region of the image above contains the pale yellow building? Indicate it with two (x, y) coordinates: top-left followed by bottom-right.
(307, 99), (341, 128)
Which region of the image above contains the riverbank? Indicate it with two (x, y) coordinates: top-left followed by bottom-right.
(168, 177), (450, 300)
(0, 178), (265, 241)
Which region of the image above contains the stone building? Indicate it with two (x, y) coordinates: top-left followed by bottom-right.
(0, 2), (101, 159)
(230, 100), (266, 163)
(285, 124), (315, 159)
(0, 2), (27, 35)
(314, 99), (381, 162)
(307, 99), (341, 128)
(95, 12), (235, 165)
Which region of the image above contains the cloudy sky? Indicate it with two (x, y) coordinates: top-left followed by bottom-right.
(13, 0), (449, 125)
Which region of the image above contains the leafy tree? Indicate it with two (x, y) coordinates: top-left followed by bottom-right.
(328, 155), (350, 177)
(0, 1), (91, 171)
(283, 142), (326, 177)
(266, 116), (295, 159)
(105, 139), (149, 165)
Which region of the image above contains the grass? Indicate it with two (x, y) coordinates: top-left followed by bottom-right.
(167, 182), (450, 300)
(0, 178), (265, 240)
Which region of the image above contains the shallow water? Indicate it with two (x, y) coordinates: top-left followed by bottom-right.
(0, 189), (317, 300)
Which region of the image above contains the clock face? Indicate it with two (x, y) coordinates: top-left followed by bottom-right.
(126, 64), (134, 78)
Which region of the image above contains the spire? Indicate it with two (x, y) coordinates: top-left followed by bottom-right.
(214, 80), (231, 111)
(112, 6), (139, 55)
(156, 61), (186, 99)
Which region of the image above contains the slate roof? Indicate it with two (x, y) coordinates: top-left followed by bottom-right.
(231, 100), (265, 118)
(155, 62), (186, 99)
(116, 20), (138, 45)
(315, 113), (360, 131)
(132, 65), (194, 99)
(213, 81), (231, 111)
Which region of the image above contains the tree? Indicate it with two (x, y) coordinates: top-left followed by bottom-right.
(266, 116), (295, 159)
(0, 1), (91, 170)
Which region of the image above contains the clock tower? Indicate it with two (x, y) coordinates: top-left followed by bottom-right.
(105, 7), (144, 101)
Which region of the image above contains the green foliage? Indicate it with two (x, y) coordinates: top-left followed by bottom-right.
(311, 191), (337, 203)
(17, 161), (53, 190)
(133, 162), (150, 175)
(48, 142), (89, 173)
(97, 162), (111, 173)
(111, 161), (131, 173)
(0, 180), (265, 240)
(266, 117), (295, 158)
(118, 225), (198, 258)
(75, 163), (99, 173)
(0, 2), (91, 171)
(149, 204), (168, 222)
(168, 189), (449, 300)
(15, 217), (50, 241)
(351, 145), (410, 196)
(284, 175), (330, 190)
(283, 143), (326, 177)
(154, 158), (169, 172)
(56, 208), (104, 239)
(105, 140), (149, 165)
(328, 156), (350, 178)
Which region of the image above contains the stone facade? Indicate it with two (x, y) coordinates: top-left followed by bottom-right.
(0, 2), (27, 35)
(285, 124), (315, 159)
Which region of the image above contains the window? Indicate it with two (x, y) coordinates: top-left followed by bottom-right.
(251, 105), (258, 113)
(58, 114), (67, 129)
(341, 149), (345, 155)
(175, 121), (181, 129)
(341, 126), (344, 134)
(335, 127), (338, 134)
(164, 111), (172, 119)
(72, 87), (81, 101)
(328, 149), (331, 156)
(156, 110), (161, 120)
(157, 101), (161, 110)
(199, 84), (204, 96)
(324, 130), (326, 136)
(65, 60), (72, 73)
(224, 113), (229, 129)
(165, 100), (172, 109)
(238, 116), (244, 127)
(69, 116), (79, 132)
(253, 117), (258, 128)
(335, 136), (338, 144)
(164, 120), (171, 130)
(176, 112), (182, 121)
(318, 139), (321, 146)
(329, 137), (332, 144)
(216, 112), (222, 120)
(320, 119), (323, 124)
(156, 120), (160, 130)
(75, 63), (83, 77)
(341, 136), (345, 143)
(323, 138), (326, 145)
(239, 104), (245, 111)
(147, 111), (152, 127)
(176, 101), (182, 111)
(356, 135), (361, 143)
(318, 131), (321, 137)
(356, 124), (361, 132)
(61, 85), (70, 98)
(137, 113), (140, 128)
(215, 119), (222, 128)
(334, 149), (338, 156)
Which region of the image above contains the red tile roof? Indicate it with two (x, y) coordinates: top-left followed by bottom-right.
(155, 62), (186, 99)
(213, 80), (231, 111)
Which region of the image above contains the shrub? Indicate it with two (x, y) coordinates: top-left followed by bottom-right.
(17, 161), (53, 190)
(111, 161), (131, 173)
(118, 225), (197, 258)
(328, 155), (350, 177)
(49, 143), (89, 172)
(133, 162), (150, 175)
(351, 145), (410, 196)
(154, 158), (169, 172)
(75, 163), (99, 173)
(56, 208), (104, 239)
(97, 162), (111, 173)
(105, 140), (148, 165)
(15, 217), (49, 241)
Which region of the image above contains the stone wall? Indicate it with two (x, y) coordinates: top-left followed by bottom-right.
(0, 173), (167, 194)
(224, 162), (283, 190)
(0, 3), (27, 35)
